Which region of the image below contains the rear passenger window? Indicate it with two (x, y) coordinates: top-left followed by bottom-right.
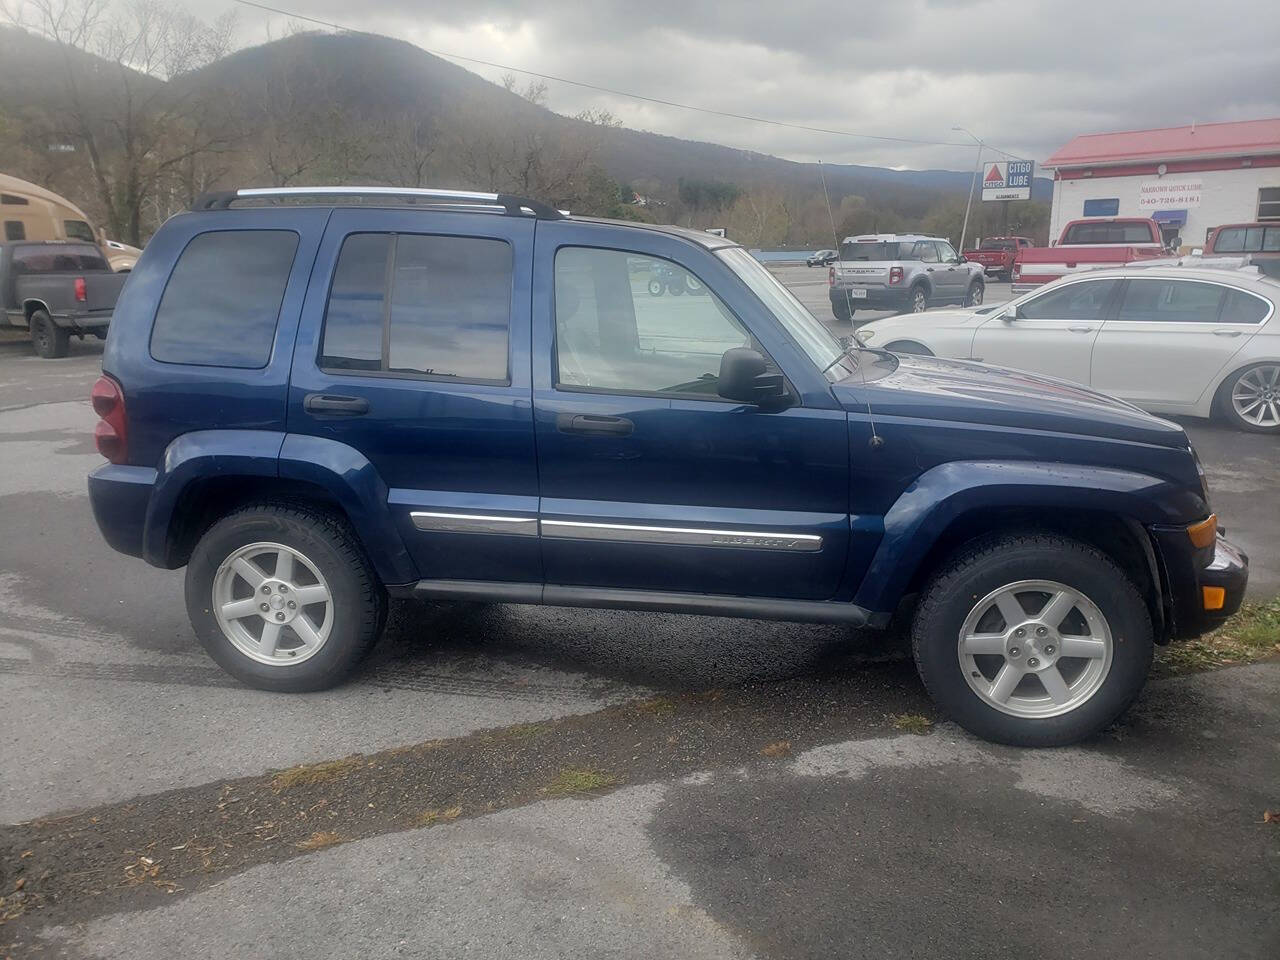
(4, 221), (24, 241)
(1116, 279), (1225, 323)
(150, 231), (298, 368)
(1219, 289), (1271, 324)
(319, 233), (511, 383)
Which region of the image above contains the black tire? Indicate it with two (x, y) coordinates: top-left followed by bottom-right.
(669, 282), (684, 296)
(831, 298), (853, 323)
(184, 502), (386, 692)
(30, 310), (69, 359)
(885, 340), (934, 357)
(911, 533), (1153, 747)
(963, 281), (984, 307)
(1214, 363), (1280, 434)
(899, 285), (928, 315)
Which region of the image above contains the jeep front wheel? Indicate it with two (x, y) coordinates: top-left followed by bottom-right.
(911, 533), (1153, 746)
(185, 503), (386, 692)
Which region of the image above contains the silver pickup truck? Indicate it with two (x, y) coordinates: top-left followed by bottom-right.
(1, 241), (127, 357)
(828, 233), (986, 321)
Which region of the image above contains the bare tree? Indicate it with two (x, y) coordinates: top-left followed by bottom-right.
(376, 113), (438, 188)
(3, 0), (235, 243)
(725, 189), (791, 248)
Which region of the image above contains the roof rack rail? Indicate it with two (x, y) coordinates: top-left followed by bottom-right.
(190, 186), (566, 220)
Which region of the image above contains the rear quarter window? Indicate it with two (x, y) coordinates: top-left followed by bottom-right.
(150, 230), (299, 368)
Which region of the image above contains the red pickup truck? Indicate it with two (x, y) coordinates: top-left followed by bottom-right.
(1011, 218), (1168, 294)
(961, 236), (1035, 281)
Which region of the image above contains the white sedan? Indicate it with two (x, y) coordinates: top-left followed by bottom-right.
(856, 265), (1280, 433)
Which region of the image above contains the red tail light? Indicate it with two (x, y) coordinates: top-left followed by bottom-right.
(91, 375), (128, 464)
(74, 276), (87, 302)
(828, 265), (835, 286)
(889, 266), (904, 285)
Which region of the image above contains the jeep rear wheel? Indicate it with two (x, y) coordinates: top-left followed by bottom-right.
(911, 533), (1153, 746)
(963, 282), (984, 307)
(185, 503), (386, 692)
(831, 297), (854, 323)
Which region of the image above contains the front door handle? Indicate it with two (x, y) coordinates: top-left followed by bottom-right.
(1067, 325), (1093, 333)
(304, 393), (370, 416)
(556, 413), (634, 436)
(1212, 329), (1243, 337)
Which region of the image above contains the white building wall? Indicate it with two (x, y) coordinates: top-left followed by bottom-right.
(1049, 165), (1280, 248)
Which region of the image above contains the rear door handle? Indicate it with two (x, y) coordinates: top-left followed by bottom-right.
(1212, 329), (1243, 337)
(556, 413), (634, 436)
(304, 393), (370, 416)
(1067, 325), (1093, 333)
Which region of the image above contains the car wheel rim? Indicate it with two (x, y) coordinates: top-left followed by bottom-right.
(957, 579), (1113, 719)
(971, 286), (983, 305)
(213, 541), (334, 666)
(1231, 365), (1280, 427)
(912, 292), (926, 312)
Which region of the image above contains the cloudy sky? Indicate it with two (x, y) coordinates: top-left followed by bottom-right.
(204, 0), (1279, 172)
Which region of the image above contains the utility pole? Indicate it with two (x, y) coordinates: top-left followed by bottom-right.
(953, 126), (984, 251)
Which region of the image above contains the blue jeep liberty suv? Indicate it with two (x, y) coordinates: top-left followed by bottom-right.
(87, 186), (1248, 746)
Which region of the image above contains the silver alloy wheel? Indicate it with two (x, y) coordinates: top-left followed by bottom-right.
(212, 541), (334, 666)
(911, 289), (927, 312)
(968, 284), (983, 306)
(1231, 365), (1280, 428)
(957, 579), (1113, 719)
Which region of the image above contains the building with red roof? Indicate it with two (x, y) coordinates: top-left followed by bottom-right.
(1042, 118), (1280, 249)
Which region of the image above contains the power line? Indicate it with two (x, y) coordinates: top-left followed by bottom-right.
(231, 0), (1029, 161)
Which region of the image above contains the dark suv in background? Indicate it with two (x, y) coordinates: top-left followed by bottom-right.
(88, 186), (1245, 747)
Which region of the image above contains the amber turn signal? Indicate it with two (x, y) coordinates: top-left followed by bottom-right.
(1202, 586), (1226, 611)
(1186, 515), (1217, 550)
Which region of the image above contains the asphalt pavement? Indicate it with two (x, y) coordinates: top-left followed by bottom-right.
(1, 281), (1277, 959)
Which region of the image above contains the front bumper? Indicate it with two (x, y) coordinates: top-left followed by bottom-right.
(830, 286), (910, 310)
(1151, 527), (1248, 640)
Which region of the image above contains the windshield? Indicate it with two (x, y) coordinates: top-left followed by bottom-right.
(839, 240), (913, 261)
(717, 247), (843, 371)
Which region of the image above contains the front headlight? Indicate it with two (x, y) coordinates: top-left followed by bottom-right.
(859, 328), (876, 342)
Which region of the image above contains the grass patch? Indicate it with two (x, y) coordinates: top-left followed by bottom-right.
(1156, 599), (1280, 676)
(543, 767), (619, 797)
(295, 831), (342, 851)
(760, 740), (792, 758)
(888, 712), (934, 735)
(414, 805), (463, 828)
(270, 756), (363, 793)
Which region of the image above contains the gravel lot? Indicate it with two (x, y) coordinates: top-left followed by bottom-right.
(1, 277), (1277, 958)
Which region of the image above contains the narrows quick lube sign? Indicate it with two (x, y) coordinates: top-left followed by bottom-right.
(981, 161), (1033, 201)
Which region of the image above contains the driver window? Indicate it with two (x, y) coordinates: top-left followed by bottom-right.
(554, 247), (752, 396)
(1018, 279), (1120, 320)
(936, 241), (958, 261)
(914, 242), (939, 263)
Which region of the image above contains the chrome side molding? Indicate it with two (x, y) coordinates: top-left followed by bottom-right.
(409, 512), (538, 536)
(540, 519), (822, 552)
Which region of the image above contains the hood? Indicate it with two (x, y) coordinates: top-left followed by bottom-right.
(834, 352), (1190, 449)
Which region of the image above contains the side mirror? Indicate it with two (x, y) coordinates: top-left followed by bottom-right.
(1002, 306), (1020, 323)
(717, 347), (787, 405)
